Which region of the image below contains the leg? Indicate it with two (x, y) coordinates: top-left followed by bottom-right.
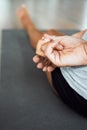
(17, 6), (87, 46)
(17, 6), (64, 49)
(17, 6), (65, 95)
(17, 6), (86, 95)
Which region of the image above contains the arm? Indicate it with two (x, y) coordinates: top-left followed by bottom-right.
(33, 31), (87, 72)
(41, 35), (87, 67)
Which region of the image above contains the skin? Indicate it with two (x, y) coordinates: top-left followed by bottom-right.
(38, 34), (87, 67)
(17, 5), (87, 95)
(34, 31), (87, 71)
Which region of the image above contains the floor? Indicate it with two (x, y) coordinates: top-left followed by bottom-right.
(0, 0), (87, 30)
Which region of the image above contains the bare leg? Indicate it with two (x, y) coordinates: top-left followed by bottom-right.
(16, 6), (64, 95)
(17, 6), (86, 46)
(17, 6), (86, 95)
(17, 6), (64, 49)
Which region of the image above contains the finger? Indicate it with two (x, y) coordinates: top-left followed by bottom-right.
(47, 66), (55, 72)
(56, 44), (64, 50)
(33, 55), (40, 63)
(42, 63), (55, 72)
(37, 34), (64, 57)
(43, 66), (47, 71)
(36, 39), (49, 56)
(44, 33), (65, 41)
(45, 44), (60, 66)
(44, 34), (67, 47)
(41, 58), (55, 72)
(36, 57), (47, 69)
(37, 62), (43, 69)
(45, 42), (57, 54)
(41, 36), (64, 51)
(36, 40), (44, 55)
(41, 58), (52, 71)
(43, 57), (50, 65)
(43, 66), (54, 72)
(41, 43), (49, 52)
(41, 37), (50, 43)
(41, 39), (63, 52)
(43, 34), (57, 41)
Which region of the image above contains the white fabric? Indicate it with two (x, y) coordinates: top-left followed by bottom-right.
(60, 32), (87, 99)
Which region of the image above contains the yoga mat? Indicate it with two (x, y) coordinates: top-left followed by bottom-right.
(1, 30), (87, 130)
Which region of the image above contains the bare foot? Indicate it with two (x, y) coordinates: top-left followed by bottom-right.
(17, 6), (56, 72)
(17, 5), (43, 49)
(17, 5), (34, 28)
(17, 6), (87, 49)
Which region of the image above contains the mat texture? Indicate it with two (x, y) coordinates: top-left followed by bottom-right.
(1, 30), (87, 130)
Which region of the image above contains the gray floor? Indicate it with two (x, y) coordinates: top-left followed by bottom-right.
(1, 30), (87, 130)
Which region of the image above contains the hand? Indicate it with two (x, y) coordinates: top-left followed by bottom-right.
(42, 35), (87, 67)
(33, 35), (63, 72)
(33, 30), (87, 72)
(36, 36), (63, 57)
(33, 55), (56, 72)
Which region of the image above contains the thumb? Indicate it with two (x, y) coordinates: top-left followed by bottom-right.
(44, 42), (60, 66)
(44, 34), (67, 47)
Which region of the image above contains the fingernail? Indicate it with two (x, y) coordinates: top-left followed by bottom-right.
(43, 69), (46, 72)
(43, 38), (50, 43)
(43, 68), (46, 71)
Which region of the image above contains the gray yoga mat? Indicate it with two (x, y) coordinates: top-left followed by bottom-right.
(1, 30), (87, 130)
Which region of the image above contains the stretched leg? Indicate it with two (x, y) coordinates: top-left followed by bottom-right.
(17, 6), (64, 95)
(17, 6), (64, 49)
(17, 6), (87, 95)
